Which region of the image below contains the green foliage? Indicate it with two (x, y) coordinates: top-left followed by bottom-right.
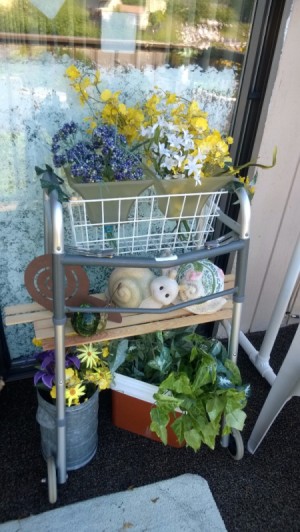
(166, 0), (212, 24)
(122, 0), (146, 5)
(109, 328), (249, 452)
(0, 0), (99, 38)
(109, 329), (178, 384)
(148, 10), (165, 30)
(215, 5), (239, 25)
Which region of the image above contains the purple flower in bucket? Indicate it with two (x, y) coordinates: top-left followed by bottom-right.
(34, 350), (80, 389)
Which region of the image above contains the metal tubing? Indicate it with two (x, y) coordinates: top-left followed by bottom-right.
(221, 191), (250, 448)
(43, 191), (52, 254)
(235, 187), (251, 239)
(65, 286), (237, 315)
(54, 322), (67, 484)
(62, 240), (245, 269)
(51, 191), (67, 485)
(50, 193), (64, 255)
(229, 302), (243, 364)
(234, 239), (250, 303)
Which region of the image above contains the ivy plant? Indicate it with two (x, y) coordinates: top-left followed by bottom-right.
(109, 328), (250, 452)
(150, 332), (249, 452)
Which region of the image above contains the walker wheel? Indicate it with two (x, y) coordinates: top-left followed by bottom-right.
(47, 456), (57, 503)
(228, 429), (244, 460)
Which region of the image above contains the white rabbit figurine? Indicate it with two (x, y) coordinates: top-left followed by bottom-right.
(139, 270), (179, 309)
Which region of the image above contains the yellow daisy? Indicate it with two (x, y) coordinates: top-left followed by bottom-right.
(65, 383), (86, 407)
(76, 343), (101, 368)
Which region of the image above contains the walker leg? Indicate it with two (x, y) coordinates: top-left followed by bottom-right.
(47, 456), (57, 504)
(51, 192), (67, 485)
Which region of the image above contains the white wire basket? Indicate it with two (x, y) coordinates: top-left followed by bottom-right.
(67, 189), (228, 257)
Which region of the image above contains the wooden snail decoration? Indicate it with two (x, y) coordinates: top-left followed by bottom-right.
(24, 254), (122, 337)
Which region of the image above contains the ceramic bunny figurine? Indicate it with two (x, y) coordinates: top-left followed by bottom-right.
(139, 270), (179, 309)
(177, 259), (226, 314)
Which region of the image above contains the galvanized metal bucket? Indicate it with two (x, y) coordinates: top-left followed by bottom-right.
(36, 389), (99, 471)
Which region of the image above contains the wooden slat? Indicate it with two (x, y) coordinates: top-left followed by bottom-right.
(4, 301), (51, 326)
(4, 309), (53, 326)
(41, 301), (233, 350)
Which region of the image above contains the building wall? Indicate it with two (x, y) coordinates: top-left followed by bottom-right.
(241, 0), (300, 333)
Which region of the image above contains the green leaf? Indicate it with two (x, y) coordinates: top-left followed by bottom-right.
(200, 421), (219, 450)
(147, 348), (172, 375)
(153, 391), (182, 411)
(109, 339), (128, 373)
(35, 166), (44, 176)
(225, 409), (247, 430)
(210, 340), (223, 358)
(171, 415), (186, 444)
(153, 125), (161, 144)
(159, 372), (193, 395)
(224, 359), (242, 386)
(150, 407), (169, 444)
(225, 390), (247, 413)
(192, 354), (216, 390)
(206, 395), (226, 421)
(184, 428), (202, 452)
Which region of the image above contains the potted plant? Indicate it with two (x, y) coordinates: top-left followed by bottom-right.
(50, 64), (276, 221)
(34, 341), (111, 470)
(50, 65), (153, 223)
(108, 328), (250, 452)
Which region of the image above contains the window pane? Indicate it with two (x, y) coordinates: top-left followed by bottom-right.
(0, 0), (255, 361)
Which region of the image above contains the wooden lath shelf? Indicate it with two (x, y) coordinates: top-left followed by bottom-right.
(4, 275), (235, 350)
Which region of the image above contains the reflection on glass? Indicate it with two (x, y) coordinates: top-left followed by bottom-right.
(0, 0), (255, 360)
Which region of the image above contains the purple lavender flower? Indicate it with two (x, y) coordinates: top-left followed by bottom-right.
(51, 122), (143, 182)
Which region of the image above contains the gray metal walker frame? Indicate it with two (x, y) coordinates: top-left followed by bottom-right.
(43, 177), (251, 503)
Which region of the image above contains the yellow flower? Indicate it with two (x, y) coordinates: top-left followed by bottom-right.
(65, 367), (75, 381)
(77, 343), (101, 368)
(65, 383), (86, 407)
(88, 121), (97, 131)
(93, 367), (112, 390)
(101, 89), (113, 102)
(102, 346), (109, 358)
(65, 65), (81, 80)
(93, 70), (101, 85)
(188, 100), (201, 115)
(117, 102), (127, 115)
(32, 337), (43, 347)
(190, 116), (208, 131)
(50, 385), (57, 400)
(50, 381), (86, 406)
(101, 103), (119, 125)
(166, 92), (177, 104)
